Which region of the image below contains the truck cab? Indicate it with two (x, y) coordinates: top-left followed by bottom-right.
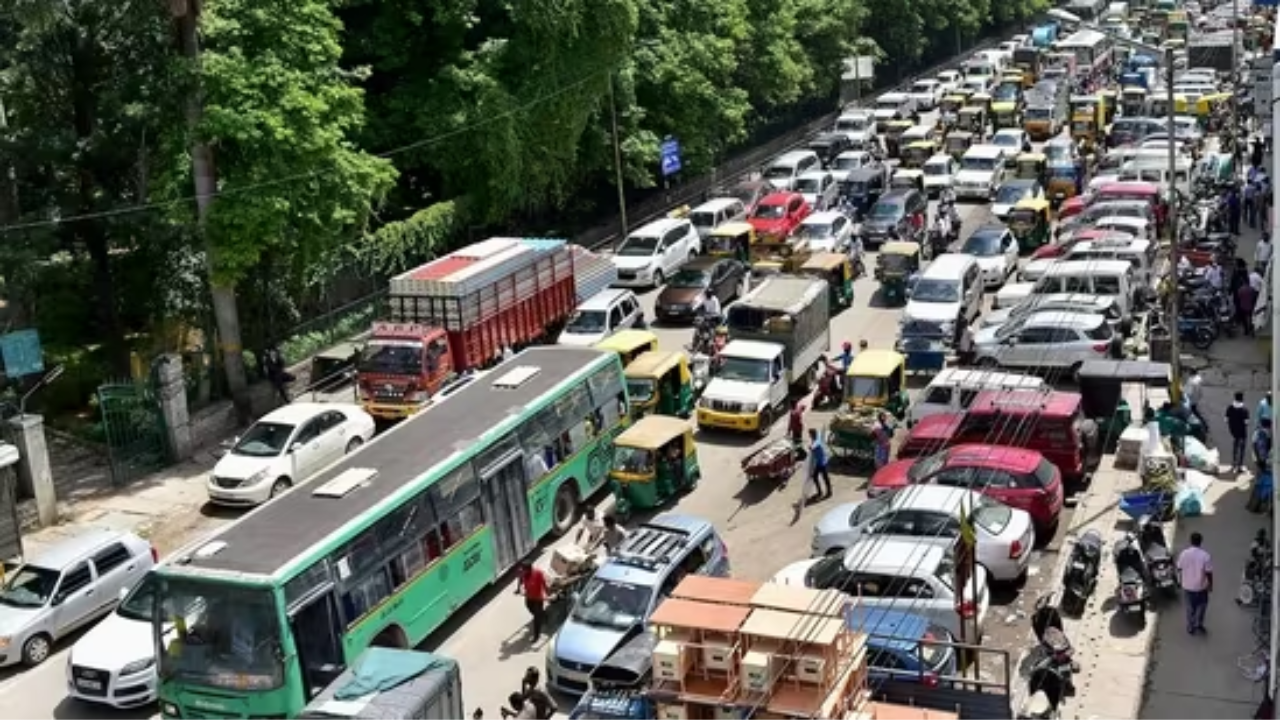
(696, 339), (789, 435)
(356, 322), (454, 420)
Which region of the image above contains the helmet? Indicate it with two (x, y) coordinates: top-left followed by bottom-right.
(715, 326), (728, 336)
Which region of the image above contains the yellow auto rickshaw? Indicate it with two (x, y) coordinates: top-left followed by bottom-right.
(875, 241), (921, 306)
(706, 222), (753, 263)
(945, 130), (975, 160)
(1047, 161), (1080, 201)
(882, 119), (915, 159)
(1015, 152), (1047, 186)
(800, 252), (855, 310)
(1008, 197), (1052, 253)
(1098, 90), (1118, 125)
(958, 106), (987, 136)
(992, 102), (1020, 129)
(609, 415), (699, 516)
(594, 329), (659, 366)
(1070, 116), (1097, 154)
(1149, 93), (1188, 118)
(625, 350), (703, 420)
(1121, 87), (1148, 117)
(750, 234), (811, 273)
(1195, 92), (1231, 129)
(940, 94), (967, 118)
(845, 349), (910, 418)
(901, 140), (937, 169)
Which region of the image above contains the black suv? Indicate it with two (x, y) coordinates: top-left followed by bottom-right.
(859, 188), (927, 249)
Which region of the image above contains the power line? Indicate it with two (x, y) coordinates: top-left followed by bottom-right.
(0, 68), (607, 235)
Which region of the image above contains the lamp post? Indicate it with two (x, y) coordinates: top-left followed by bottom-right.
(1049, 8), (1183, 402)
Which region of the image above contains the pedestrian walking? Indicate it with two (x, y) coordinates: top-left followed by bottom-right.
(1260, 392), (1273, 426)
(1184, 370), (1207, 429)
(1254, 418), (1272, 476)
(1236, 280), (1258, 336)
(521, 668), (556, 720)
(807, 428), (832, 500)
(515, 561), (548, 642)
(872, 412), (894, 469)
(1245, 181), (1258, 228)
(1228, 186), (1242, 235)
(1257, 232), (1272, 274)
(264, 346), (292, 405)
(788, 401), (807, 458)
(1176, 532), (1213, 635)
(1227, 392), (1252, 473)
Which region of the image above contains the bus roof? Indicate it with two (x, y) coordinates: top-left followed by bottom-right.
(173, 346), (613, 579)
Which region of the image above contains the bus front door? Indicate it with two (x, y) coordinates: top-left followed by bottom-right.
(480, 453), (535, 571)
(289, 592), (346, 701)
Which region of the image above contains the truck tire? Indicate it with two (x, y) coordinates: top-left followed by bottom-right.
(758, 408), (774, 438)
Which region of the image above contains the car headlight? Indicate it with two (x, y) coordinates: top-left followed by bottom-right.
(121, 657), (155, 675)
(0, 636), (10, 649)
(246, 469), (270, 486)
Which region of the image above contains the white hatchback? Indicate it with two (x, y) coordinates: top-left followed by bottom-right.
(809, 485), (1035, 582)
(67, 571), (162, 708)
(773, 537), (990, 640)
(206, 402), (376, 507)
(959, 225), (1017, 288)
(795, 211), (855, 253)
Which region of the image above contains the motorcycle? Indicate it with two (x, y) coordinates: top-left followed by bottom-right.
(1031, 596), (1078, 693)
(687, 316), (723, 357)
(1060, 529), (1104, 616)
(1138, 516), (1176, 595)
(1024, 659), (1068, 719)
(1113, 532), (1151, 622)
(1238, 528), (1272, 607)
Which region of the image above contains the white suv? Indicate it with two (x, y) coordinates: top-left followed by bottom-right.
(611, 217), (701, 288)
(558, 288), (644, 346)
(973, 311), (1115, 373)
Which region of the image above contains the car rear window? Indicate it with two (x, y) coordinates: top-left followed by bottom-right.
(973, 496), (1011, 534)
(1033, 458), (1057, 487)
(1085, 321), (1113, 340)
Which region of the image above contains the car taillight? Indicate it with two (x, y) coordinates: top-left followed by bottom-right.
(1092, 343), (1109, 353)
(1008, 538), (1023, 559)
(923, 672), (940, 687)
(719, 538), (729, 559)
(959, 600), (977, 618)
(150, 545), (159, 563)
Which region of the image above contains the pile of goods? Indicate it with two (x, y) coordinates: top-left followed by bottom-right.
(830, 405), (881, 436)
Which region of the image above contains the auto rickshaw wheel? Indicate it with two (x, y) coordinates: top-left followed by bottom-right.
(550, 483), (580, 536)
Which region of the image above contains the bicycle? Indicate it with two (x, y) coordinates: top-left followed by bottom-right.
(1239, 646), (1270, 683)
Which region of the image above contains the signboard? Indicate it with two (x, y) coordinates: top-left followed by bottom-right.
(0, 330), (42, 378)
(1257, 0), (1278, 9)
(660, 137), (682, 177)
(841, 56), (875, 82)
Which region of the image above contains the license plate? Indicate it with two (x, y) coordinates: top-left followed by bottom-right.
(1126, 605), (1143, 613)
(76, 679), (102, 691)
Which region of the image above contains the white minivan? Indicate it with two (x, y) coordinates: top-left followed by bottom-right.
(688, 198), (747, 239)
(909, 368), (1046, 426)
(902, 254), (984, 343)
(955, 145), (1006, 200)
(610, 217), (701, 288)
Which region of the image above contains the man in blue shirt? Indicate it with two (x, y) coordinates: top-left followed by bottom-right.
(808, 428), (832, 500)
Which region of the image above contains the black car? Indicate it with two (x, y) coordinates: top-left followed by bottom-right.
(808, 132), (853, 168)
(654, 257), (746, 322)
(859, 188), (927, 248)
(838, 166), (889, 220)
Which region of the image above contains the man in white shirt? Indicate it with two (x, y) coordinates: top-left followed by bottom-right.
(1205, 261), (1223, 291)
(702, 292), (721, 323)
(1250, 268), (1265, 295)
(1176, 532), (1213, 634)
(1185, 370), (1206, 429)
(1257, 232), (1272, 272)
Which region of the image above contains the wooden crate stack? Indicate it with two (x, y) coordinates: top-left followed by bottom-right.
(846, 701), (960, 720)
(647, 576), (869, 720)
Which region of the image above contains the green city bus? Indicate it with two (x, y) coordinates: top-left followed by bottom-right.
(152, 347), (629, 718)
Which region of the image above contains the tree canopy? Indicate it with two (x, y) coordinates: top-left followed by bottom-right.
(0, 0), (1046, 415)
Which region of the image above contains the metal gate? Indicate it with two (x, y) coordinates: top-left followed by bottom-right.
(0, 466), (21, 561)
(97, 381), (170, 486)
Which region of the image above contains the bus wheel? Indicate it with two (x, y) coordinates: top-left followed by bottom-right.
(551, 484), (579, 536)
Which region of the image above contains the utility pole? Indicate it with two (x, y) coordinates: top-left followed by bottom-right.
(608, 75), (629, 244)
(1232, 0), (1241, 152)
(1165, 46), (1182, 404)
(171, 0), (252, 420)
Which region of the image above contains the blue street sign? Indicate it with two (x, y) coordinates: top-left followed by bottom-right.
(0, 330), (43, 377)
(1257, 0), (1277, 8)
(660, 137), (682, 177)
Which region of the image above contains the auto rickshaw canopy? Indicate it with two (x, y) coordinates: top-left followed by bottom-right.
(1012, 196), (1051, 215)
(801, 252), (851, 276)
(876, 241), (921, 277)
(613, 414), (694, 453)
(1015, 152), (1046, 179)
(707, 221), (754, 258)
(625, 350), (691, 387)
(846, 350), (907, 408)
(1195, 92), (1231, 116)
(594, 330), (660, 365)
(945, 131), (975, 155)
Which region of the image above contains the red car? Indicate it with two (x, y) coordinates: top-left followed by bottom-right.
(748, 192), (811, 241)
(868, 443), (1064, 536)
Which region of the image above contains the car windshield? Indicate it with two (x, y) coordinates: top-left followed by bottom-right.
(925, 162), (951, 176)
(718, 356), (772, 383)
(993, 135), (1019, 147)
(837, 118), (869, 133)
(907, 450), (951, 483)
(570, 577), (650, 630)
(852, 493), (895, 525)
(805, 555), (846, 589)
(798, 223), (832, 239)
(668, 269), (708, 289)
(1045, 145), (1071, 163)
(832, 157), (862, 171)
(875, 99), (901, 111)
(911, 279), (959, 303)
(869, 202), (902, 220)
(565, 309), (609, 334)
(232, 421), (295, 458)
(1025, 107), (1051, 119)
(912, 83), (934, 94)
(764, 166), (794, 181)
(973, 495), (1012, 534)
(617, 236), (659, 256)
(689, 211), (717, 229)
(625, 378), (656, 405)
(963, 233), (1003, 257)
(961, 157), (997, 172)
(358, 339), (423, 376)
(0, 564), (59, 607)
(752, 203), (787, 220)
(996, 185), (1028, 204)
(794, 178), (822, 193)
(995, 85), (1018, 101)
(156, 578), (284, 691)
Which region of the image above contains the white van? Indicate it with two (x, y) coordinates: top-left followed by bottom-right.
(1119, 159), (1191, 195)
(1033, 259), (1137, 314)
(764, 150), (822, 190)
(688, 198), (747, 239)
(909, 368), (1046, 426)
(992, 258), (1055, 310)
(902, 253), (984, 342)
(1066, 238), (1156, 286)
(955, 145), (1006, 200)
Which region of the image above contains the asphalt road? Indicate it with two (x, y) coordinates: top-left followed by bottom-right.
(0, 138), (1075, 720)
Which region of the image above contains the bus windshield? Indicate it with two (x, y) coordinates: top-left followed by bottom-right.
(156, 578), (284, 692)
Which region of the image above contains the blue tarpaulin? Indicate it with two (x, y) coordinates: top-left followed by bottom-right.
(333, 647), (441, 700)
(0, 330), (43, 377)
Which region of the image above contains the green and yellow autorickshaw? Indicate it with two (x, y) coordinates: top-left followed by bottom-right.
(594, 329), (660, 367)
(845, 349), (910, 418)
(800, 252), (855, 310)
(882, 120), (915, 159)
(609, 415), (700, 516)
(1008, 197), (1052, 253)
(1047, 162), (1080, 202)
(625, 350), (700, 419)
(958, 106), (988, 137)
(1015, 152), (1047, 186)
(902, 140), (937, 169)
(945, 130), (976, 160)
(875, 241), (921, 306)
(706, 222), (754, 264)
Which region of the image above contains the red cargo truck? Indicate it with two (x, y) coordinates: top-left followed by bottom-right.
(356, 238), (578, 420)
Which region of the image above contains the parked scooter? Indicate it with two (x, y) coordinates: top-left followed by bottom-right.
(1113, 532), (1151, 623)
(1060, 530), (1104, 616)
(1024, 659), (1068, 719)
(1030, 596), (1078, 694)
(1138, 516), (1176, 596)
(1238, 528), (1272, 607)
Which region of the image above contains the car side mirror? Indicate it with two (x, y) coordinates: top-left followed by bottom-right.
(119, 587), (130, 601)
(289, 442), (303, 454)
